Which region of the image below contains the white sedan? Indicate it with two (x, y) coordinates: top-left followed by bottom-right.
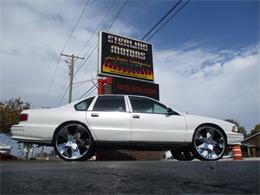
(11, 95), (243, 161)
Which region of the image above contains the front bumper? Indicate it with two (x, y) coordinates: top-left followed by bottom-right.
(226, 132), (244, 145)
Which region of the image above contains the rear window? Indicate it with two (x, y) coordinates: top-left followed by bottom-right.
(92, 96), (126, 112)
(75, 97), (94, 111)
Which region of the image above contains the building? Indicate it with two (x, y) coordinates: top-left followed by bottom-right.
(241, 132), (260, 157)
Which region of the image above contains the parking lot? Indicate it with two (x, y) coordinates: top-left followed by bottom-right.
(1, 159), (259, 194)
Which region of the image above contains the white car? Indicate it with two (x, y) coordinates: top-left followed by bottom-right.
(11, 95), (243, 161)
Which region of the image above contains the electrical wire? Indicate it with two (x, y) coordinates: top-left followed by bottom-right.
(73, 78), (97, 88)
(85, 86), (97, 97)
(78, 84), (97, 99)
(58, 0), (128, 104)
(60, 0), (90, 53)
(58, 85), (69, 105)
(73, 79), (96, 85)
(74, 0), (128, 77)
(45, 0), (90, 107)
(105, 0), (128, 32)
(77, 0), (116, 55)
(74, 44), (98, 76)
(42, 57), (63, 106)
(141, 0), (182, 41)
(146, 0), (191, 41)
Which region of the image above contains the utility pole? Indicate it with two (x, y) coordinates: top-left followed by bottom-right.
(60, 53), (84, 103)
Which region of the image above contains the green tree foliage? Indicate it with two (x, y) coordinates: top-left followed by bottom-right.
(249, 124), (260, 136)
(0, 97), (30, 134)
(225, 119), (247, 137)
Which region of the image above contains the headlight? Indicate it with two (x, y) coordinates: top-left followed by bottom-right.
(232, 126), (238, 132)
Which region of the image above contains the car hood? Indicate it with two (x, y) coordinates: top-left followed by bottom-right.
(183, 113), (235, 133)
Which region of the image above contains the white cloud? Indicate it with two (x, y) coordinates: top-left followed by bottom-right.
(154, 45), (260, 130)
(0, 0), (134, 107)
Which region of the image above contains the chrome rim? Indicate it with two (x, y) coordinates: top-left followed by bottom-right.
(194, 127), (225, 160)
(56, 124), (91, 160)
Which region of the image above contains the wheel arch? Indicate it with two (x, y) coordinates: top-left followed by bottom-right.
(193, 123), (227, 143)
(51, 120), (95, 146)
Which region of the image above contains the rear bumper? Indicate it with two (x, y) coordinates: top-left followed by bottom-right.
(11, 125), (51, 145)
(227, 133), (244, 145)
(11, 125), (24, 137)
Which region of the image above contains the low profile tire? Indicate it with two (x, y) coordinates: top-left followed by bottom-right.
(53, 123), (95, 161)
(192, 125), (226, 161)
(171, 148), (195, 161)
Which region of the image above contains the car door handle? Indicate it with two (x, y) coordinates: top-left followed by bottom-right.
(132, 114), (140, 119)
(91, 113), (99, 117)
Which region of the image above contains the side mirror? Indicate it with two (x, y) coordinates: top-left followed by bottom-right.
(167, 107), (175, 115)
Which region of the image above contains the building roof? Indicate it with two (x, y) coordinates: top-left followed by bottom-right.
(242, 132), (260, 143)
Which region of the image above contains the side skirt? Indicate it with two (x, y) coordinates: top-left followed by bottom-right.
(95, 141), (191, 150)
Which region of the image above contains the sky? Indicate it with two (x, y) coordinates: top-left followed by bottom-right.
(1, 0), (259, 135)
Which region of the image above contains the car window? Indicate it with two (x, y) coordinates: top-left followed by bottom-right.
(75, 97), (94, 111)
(129, 96), (168, 114)
(93, 96), (126, 112)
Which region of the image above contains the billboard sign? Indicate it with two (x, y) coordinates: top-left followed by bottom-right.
(99, 32), (154, 82)
(112, 77), (159, 100)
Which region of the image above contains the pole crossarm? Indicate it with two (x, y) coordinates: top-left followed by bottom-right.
(60, 53), (85, 103)
(60, 53), (85, 60)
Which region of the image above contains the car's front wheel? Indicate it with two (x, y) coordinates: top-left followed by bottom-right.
(53, 123), (95, 161)
(192, 125), (226, 161)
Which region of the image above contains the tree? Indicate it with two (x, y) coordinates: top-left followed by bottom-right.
(249, 124), (260, 136)
(0, 97), (30, 134)
(225, 119), (247, 137)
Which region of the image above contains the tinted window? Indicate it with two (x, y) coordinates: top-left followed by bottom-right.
(129, 96), (168, 114)
(75, 97), (94, 111)
(93, 96), (126, 112)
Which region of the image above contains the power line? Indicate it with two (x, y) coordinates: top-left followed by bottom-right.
(61, 0), (90, 53)
(42, 58), (63, 107)
(74, 0), (128, 77)
(58, 0), (128, 105)
(73, 79), (96, 85)
(44, 0), (90, 107)
(84, 86), (97, 98)
(141, 0), (182, 41)
(73, 82), (90, 89)
(73, 78), (97, 88)
(74, 44), (97, 76)
(58, 85), (69, 105)
(105, 0), (128, 32)
(78, 83), (97, 99)
(77, 0), (116, 55)
(147, 0), (191, 41)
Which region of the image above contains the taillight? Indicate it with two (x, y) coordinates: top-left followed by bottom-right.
(20, 114), (28, 121)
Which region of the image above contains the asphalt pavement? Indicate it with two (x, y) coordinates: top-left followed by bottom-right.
(1, 160), (259, 194)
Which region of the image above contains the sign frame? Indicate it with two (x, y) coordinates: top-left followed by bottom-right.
(98, 31), (154, 83)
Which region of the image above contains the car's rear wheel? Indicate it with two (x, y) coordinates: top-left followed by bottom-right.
(193, 125), (226, 161)
(53, 123), (95, 161)
(171, 148), (195, 161)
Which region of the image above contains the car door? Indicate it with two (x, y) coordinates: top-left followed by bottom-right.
(87, 95), (131, 141)
(128, 96), (187, 142)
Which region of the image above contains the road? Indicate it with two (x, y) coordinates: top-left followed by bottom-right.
(1, 160), (259, 194)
